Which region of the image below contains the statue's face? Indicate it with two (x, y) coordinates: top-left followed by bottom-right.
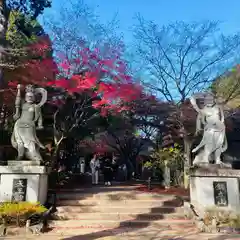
(25, 92), (35, 103)
(204, 96), (215, 107)
(205, 101), (214, 107)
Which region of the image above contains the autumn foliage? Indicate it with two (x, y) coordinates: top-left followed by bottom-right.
(6, 36), (143, 116)
(3, 35), (57, 105)
(47, 45), (143, 115)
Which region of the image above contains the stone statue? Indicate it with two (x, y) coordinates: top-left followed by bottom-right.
(11, 84), (47, 162)
(190, 93), (228, 166)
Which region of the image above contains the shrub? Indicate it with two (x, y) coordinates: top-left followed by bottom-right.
(151, 143), (184, 186)
(143, 161), (153, 168)
(204, 208), (240, 228)
(0, 201), (47, 226)
(151, 143), (184, 169)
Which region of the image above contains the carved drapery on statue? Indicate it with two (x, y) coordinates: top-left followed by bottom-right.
(190, 93), (228, 166)
(11, 84), (47, 162)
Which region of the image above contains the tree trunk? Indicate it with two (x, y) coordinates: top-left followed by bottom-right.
(51, 136), (65, 169)
(163, 162), (171, 188)
(0, 0), (9, 161)
(183, 135), (193, 189)
(125, 158), (134, 179)
(0, 0), (8, 89)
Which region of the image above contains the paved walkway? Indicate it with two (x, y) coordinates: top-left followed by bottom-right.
(4, 184), (240, 239)
(3, 231), (240, 240)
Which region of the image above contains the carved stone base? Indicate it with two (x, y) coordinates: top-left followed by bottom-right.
(0, 164), (50, 204)
(192, 162), (232, 170)
(190, 164), (237, 176)
(8, 160), (41, 166)
(190, 167), (240, 215)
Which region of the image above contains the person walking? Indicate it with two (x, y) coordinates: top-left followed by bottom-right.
(111, 153), (118, 180)
(80, 157), (85, 174)
(90, 154), (100, 185)
(57, 150), (68, 173)
(103, 157), (113, 186)
(122, 163), (128, 181)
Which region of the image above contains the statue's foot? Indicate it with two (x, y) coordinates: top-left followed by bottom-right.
(215, 161), (231, 168)
(192, 148), (197, 153)
(193, 162), (209, 167)
(193, 158), (207, 165)
(16, 156), (23, 161)
(193, 157), (210, 167)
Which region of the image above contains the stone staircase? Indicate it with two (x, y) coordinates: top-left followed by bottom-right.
(48, 185), (199, 239)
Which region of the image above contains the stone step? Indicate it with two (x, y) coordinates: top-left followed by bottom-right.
(57, 197), (175, 203)
(56, 205), (183, 214)
(51, 185), (138, 192)
(56, 199), (182, 208)
(56, 195), (180, 204)
(9, 228), (233, 239)
(46, 226), (199, 239)
(50, 219), (195, 230)
(56, 195), (173, 202)
(55, 210), (186, 221)
(56, 192), (172, 200)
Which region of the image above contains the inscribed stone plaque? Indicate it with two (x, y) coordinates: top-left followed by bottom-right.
(11, 179), (27, 202)
(213, 181), (228, 206)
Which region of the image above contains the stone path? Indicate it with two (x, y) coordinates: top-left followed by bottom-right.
(4, 184), (240, 239)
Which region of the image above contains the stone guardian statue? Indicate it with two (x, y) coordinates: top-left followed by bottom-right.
(11, 84), (47, 162)
(190, 93), (228, 166)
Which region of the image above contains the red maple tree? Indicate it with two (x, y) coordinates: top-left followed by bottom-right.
(6, 36), (145, 167)
(3, 35), (58, 103)
(7, 36), (142, 111)
(45, 41), (142, 115)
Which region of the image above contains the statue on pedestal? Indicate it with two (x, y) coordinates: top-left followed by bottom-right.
(11, 84), (47, 162)
(190, 93), (228, 166)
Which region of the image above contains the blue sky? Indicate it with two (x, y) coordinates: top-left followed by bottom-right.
(40, 0), (240, 44)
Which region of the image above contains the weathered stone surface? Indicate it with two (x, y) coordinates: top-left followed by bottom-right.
(190, 167), (240, 214)
(0, 165), (49, 204)
(190, 165), (240, 177)
(0, 165), (49, 174)
(8, 160), (41, 166)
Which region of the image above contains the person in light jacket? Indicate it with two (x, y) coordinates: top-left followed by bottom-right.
(90, 154), (100, 185)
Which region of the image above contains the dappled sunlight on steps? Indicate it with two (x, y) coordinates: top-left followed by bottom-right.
(46, 185), (200, 238)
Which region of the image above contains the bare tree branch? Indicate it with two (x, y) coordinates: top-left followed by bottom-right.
(133, 18), (240, 103)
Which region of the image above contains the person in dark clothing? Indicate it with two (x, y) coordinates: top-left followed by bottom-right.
(103, 158), (113, 186)
(58, 150), (67, 172)
(111, 153), (120, 180)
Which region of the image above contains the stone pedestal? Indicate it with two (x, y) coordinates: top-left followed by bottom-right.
(190, 165), (240, 213)
(164, 165), (171, 188)
(0, 161), (50, 205)
(8, 160), (41, 166)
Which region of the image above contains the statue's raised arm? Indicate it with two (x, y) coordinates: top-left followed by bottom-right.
(190, 94), (204, 136)
(13, 84), (22, 121)
(190, 95), (201, 113)
(35, 88), (47, 108)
